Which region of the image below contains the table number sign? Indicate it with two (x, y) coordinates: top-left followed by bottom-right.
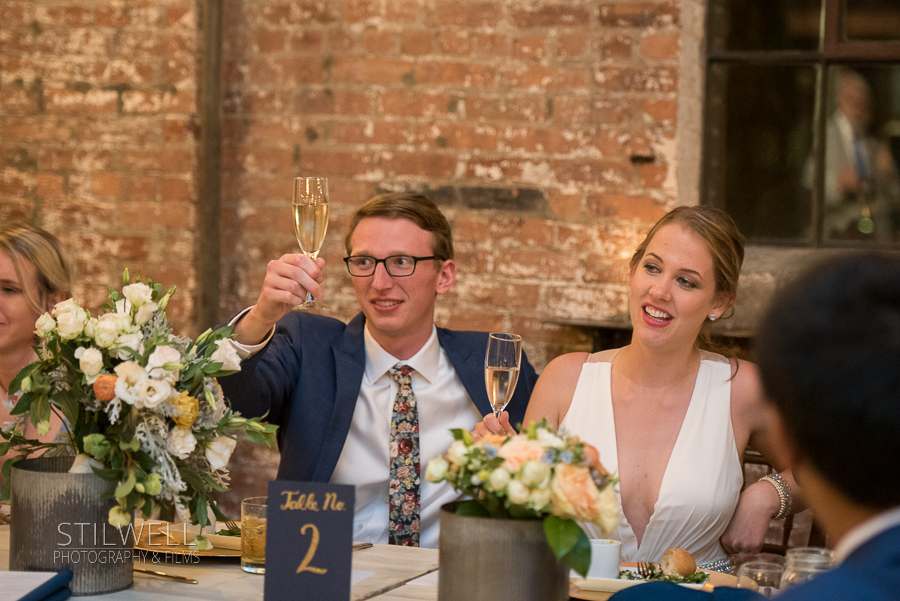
(264, 481), (355, 601)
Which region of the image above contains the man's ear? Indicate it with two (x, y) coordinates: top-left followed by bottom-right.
(435, 259), (456, 295)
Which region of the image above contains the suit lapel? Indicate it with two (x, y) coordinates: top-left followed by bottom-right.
(313, 313), (367, 481)
(438, 328), (492, 416)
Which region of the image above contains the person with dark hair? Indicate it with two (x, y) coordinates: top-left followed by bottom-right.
(609, 253), (900, 600)
(476, 206), (803, 572)
(218, 192), (537, 548)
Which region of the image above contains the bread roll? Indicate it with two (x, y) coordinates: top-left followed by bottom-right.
(659, 548), (696, 577)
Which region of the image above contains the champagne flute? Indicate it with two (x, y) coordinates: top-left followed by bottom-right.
(484, 333), (523, 419)
(291, 176), (328, 310)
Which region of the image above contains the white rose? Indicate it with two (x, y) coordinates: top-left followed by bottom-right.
(210, 339), (241, 372)
(528, 487), (552, 511)
(205, 436), (237, 470)
(56, 308), (87, 340)
(113, 361), (148, 405)
(83, 317), (98, 339)
(596, 483), (619, 536)
(123, 282), (153, 307)
(488, 468), (511, 492)
(424, 457), (449, 482)
(114, 332), (144, 361)
(167, 427), (197, 459)
(134, 301), (158, 325)
(507, 479), (530, 505)
(35, 313), (56, 337)
(536, 428), (566, 450)
(94, 318), (120, 348)
(137, 378), (172, 409)
(115, 298), (133, 316)
(52, 298), (80, 315)
(75, 347), (104, 382)
(446, 440), (468, 466)
(146, 345), (181, 383)
(520, 460), (551, 488)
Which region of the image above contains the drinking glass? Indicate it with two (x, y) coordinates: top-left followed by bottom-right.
(241, 496), (267, 574)
(291, 176), (329, 309)
(737, 561), (784, 597)
(484, 333), (523, 418)
(780, 547), (834, 591)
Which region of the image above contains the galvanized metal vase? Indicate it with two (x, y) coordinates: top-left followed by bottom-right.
(437, 502), (569, 601)
(10, 456), (134, 596)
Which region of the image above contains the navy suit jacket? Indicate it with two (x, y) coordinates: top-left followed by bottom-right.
(609, 524), (900, 601)
(219, 311), (538, 483)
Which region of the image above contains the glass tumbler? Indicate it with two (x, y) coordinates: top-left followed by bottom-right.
(780, 547), (834, 591)
(737, 561), (784, 597)
(241, 496), (268, 574)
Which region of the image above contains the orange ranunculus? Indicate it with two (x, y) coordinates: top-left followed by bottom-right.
(550, 463), (607, 525)
(93, 374), (117, 402)
(497, 437), (546, 473)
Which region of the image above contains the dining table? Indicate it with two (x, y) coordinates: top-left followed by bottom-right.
(1, 522), (738, 600)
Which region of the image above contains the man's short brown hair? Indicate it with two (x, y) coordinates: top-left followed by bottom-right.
(344, 193), (454, 260)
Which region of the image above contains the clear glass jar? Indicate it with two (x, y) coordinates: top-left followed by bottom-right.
(780, 547), (835, 590)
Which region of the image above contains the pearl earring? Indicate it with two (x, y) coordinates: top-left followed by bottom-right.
(709, 313), (716, 321)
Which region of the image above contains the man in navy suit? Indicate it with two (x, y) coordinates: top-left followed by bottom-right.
(219, 192), (537, 548)
(611, 253), (900, 600)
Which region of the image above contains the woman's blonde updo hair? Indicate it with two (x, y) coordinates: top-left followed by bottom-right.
(0, 223), (72, 315)
(629, 206), (745, 353)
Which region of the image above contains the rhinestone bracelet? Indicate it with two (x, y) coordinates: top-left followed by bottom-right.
(698, 557), (736, 574)
(759, 473), (793, 520)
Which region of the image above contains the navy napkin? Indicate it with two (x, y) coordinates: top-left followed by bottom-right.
(609, 581), (763, 600)
(16, 569), (73, 601)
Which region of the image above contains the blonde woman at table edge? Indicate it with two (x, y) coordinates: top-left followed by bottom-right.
(0, 224), (71, 482)
(475, 206), (805, 572)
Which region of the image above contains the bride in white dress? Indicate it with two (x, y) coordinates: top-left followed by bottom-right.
(476, 206), (804, 572)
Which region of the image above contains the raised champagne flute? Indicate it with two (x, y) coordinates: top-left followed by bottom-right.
(485, 332), (523, 419)
(291, 176), (328, 310)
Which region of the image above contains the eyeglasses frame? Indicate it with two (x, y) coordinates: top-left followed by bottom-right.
(343, 254), (442, 277)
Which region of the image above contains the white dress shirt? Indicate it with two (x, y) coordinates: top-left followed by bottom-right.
(228, 309), (482, 549)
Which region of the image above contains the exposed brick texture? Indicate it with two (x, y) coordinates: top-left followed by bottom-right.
(2, 0), (683, 512)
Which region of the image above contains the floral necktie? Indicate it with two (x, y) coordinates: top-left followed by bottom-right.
(387, 364), (420, 546)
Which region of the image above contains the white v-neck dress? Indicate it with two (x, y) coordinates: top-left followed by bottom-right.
(559, 350), (743, 564)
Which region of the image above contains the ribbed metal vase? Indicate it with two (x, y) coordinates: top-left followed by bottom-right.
(10, 456), (134, 596)
(437, 502), (568, 601)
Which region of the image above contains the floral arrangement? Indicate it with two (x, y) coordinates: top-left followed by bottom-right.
(0, 270), (277, 533)
(424, 421), (618, 576)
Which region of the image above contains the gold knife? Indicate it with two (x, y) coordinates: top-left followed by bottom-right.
(352, 542), (373, 551)
(134, 567), (199, 584)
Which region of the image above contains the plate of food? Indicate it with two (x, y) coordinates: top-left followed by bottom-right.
(571, 549), (730, 597)
(133, 521), (242, 557)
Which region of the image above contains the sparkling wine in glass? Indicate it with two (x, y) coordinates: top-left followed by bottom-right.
(485, 333), (523, 419)
(291, 176), (328, 310)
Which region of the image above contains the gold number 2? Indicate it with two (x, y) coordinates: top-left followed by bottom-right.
(296, 524), (328, 574)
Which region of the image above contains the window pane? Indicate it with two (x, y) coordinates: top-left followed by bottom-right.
(822, 66), (900, 243)
(708, 0), (821, 52)
(705, 64), (817, 243)
(844, 0), (900, 41)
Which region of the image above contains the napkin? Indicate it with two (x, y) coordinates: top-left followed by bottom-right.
(14, 568), (73, 601)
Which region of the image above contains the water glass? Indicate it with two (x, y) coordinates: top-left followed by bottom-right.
(241, 496), (267, 574)
(737, 561), (784, 597)
(780, 547), (834, 591)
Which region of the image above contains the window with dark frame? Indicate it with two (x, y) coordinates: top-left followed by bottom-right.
(703, 0), (900, 247)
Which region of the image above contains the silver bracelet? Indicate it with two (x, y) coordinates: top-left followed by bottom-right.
(759, 473), (793, 520)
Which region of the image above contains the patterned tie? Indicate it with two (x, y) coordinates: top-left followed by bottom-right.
(387, 364), (420, 546)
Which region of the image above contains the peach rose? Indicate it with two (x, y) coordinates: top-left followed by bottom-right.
(92, 374), (118, 402)
(477, 434), (509, 448)
(550, 463), (608, 525)
(497, 437), (546, 473)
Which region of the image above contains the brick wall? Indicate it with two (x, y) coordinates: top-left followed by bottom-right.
(221, 0), (683, 369)
(0, 0), (199, 329)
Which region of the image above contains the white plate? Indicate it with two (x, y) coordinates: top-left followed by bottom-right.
(572, 567), (706, 593)
(133, 520), (242, 551)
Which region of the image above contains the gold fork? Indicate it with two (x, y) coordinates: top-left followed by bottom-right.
(637, 562), (653, 578)
(224, 519), (241, 534)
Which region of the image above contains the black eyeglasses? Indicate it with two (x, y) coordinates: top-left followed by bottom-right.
(343, 255), (441, 277)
